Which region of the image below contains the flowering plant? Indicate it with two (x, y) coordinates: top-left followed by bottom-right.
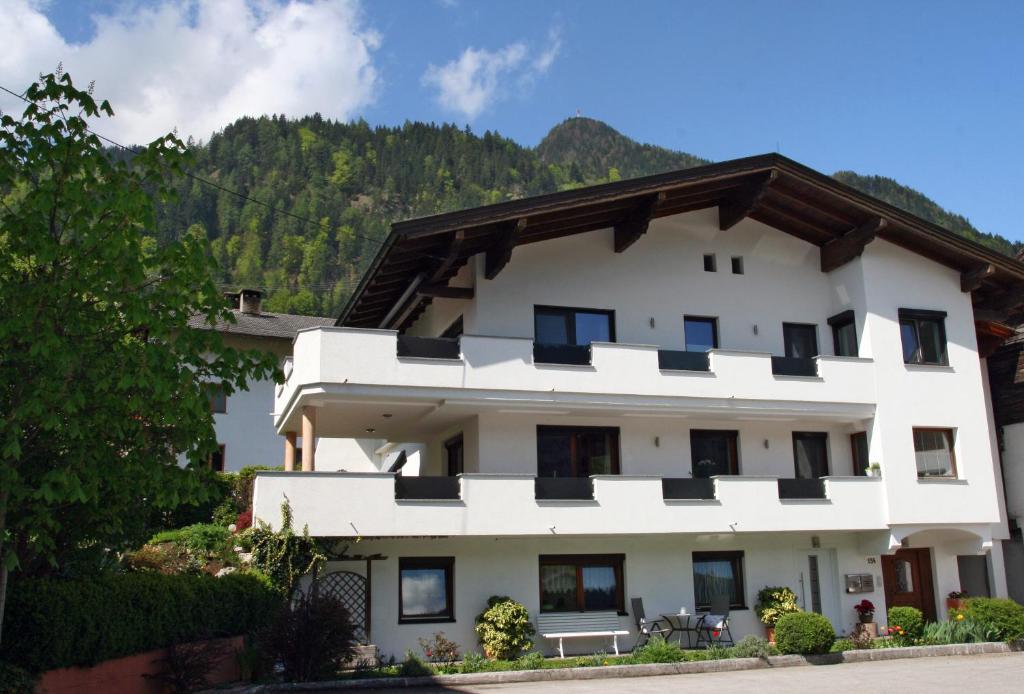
(948, 590), (968, 599)
(853, 599), (875, 615)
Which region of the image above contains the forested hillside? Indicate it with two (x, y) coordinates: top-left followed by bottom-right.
(153, 115), (1018, 317)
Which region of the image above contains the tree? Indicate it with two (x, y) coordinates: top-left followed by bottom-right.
(0, 72), (279, 644)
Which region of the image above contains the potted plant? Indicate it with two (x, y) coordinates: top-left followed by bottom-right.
(853, 599), (875, 623)
(946, 590), (968, 611)
(755, 586), (800, 643)
(864, 463), (881, 477)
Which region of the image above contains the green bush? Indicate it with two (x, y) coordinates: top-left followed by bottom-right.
(0, 662), (36, 693)
(629, 635), (686, 663)
(474, 596), (536, 660)
(830, 638), (855, 653)
(964, 598), (1024, 642)
(399, 651), (433, 677)
(459, 652), (489, 674)
(0, 572), (281, 673)
(514, 651), (546, 670)
(887, 606), (924, 640)
(774, 612), (835, 655)
(755, 586), (800, 627)
(729, 635), (778, 659)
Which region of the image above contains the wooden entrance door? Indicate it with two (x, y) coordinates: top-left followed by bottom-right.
(881, 548), (937, 622)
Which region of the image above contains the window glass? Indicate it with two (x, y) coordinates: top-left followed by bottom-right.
(783, 323), (818, 359)
(851, 432), (869, 476)
(917, 319), (945, 364)
(582, 566), (618, 610)
(445, 435), (464, 476)
(399, 558), (453, 622)
(685, 317), (718, 352)
(539, 564), (577, 612)
(539, 555), (624, 613)
(894, 559), (914, 593)
(834, 322), (858, 357)
(693, 552), (745, 610)
(538, 426), (619, 477)
(899, 311), (948, 365)
(208, 383), (227, 414)
(575, 312), (612, 345)
(690, 430), (738, 477)
(534, 307), (613, 346)
(209, 444), (225, 472)
(793, 433), (829, 478)
(900, 320), (919, 362)
(535, 310), (571, 344)
(914, 429), (956, 477)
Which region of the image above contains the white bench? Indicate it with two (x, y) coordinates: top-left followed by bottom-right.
(537, 611), (630, 658)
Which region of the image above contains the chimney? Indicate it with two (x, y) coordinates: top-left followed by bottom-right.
(239, 289), (262, 315)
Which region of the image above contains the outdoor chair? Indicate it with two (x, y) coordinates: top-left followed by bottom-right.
(695, 593), (734, 647)
(630, 597), (672, 649)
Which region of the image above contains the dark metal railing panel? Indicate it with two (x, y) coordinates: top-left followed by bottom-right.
(395, 476), (461, 500)
(777, 478), (826, 499)
(771, 356), (818, 377)
(661, 478), (716, 500)
(657, 350), (711, 372)
(396, 336), (461, 359)
(534, 477), (594, 500)
(533, 343), (592, 365)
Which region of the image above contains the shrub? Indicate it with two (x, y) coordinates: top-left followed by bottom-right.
(774, 612), (836, 655)
(474, 596), (536, 660)
(0, 572), (281, 673)
(729, 635), (778, 659)
(629, 635), (686, 663)
(0, 662), (36, 693)
(755, 586), (800, 627)
(236, 509), (254, 532)
(514, 651), (546, 670)
(830, 638), (855, 653)
(459, 652), (489, 674)
(887, 606), (924, 640)
(964, 598), (1024, 642)
(399, 651), (433, 677)
(261, 591), (358, 682)
(418, 632), (460, 668)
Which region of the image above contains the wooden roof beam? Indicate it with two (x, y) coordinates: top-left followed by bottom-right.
(614, 192), (665, 253)
(485, 218), (527, 280)
(820, 216), (887, 273)
(378, 273), (425, 329)
(417, 284), (474, 300)
(985, 288), (1024, 317)
(961, 262), (996, 293)
(718, 171), (777, 230)
(430, 230), (466, 283)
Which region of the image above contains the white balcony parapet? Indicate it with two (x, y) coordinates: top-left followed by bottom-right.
(252, 472), (887, 538)
(275, 328), (876, 427)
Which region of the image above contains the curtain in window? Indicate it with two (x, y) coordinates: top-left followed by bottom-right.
(540, 565), (577, 611)
(914, 430), (954, 476)
(581, 566), (617, 610)
(694, 558), (736, 608)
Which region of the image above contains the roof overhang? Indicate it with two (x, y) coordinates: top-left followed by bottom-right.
(338, 153), (1024, 330)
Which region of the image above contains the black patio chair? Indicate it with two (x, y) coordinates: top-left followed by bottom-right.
(695, 593), (734, 647)
(630, 597), (673, 649)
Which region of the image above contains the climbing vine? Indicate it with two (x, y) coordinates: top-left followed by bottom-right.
(249, 499), (327, 596)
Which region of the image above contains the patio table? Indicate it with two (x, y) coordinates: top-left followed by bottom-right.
(660, 612), (705, 648)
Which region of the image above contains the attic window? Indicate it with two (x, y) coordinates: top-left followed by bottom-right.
(703, 254), (717, 272)
(731, 257), (744, 275)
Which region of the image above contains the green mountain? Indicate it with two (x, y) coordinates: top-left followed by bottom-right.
(152, 115), (1019, 317)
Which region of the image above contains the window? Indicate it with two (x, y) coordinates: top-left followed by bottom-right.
(207, 383), (227, 414)
(783, 323), (818, 359)
(703, 254), (717, 272)
(690, 430), (739, 477)
(851, 432), (869, 476)
(828, 310), (858, 357)
(539, 554), (625, 613)
(399, 557), (454, 623)
(445, 434), (464, 476)
(731, 256), (744, 275)
(793, 432), (829, 478)
(684, 316), (718, 352)
(441, 316), (463, 339)
(534, 306), (615, 346)
(913, 428), (957, 478)
(692, 551), (746, 610)
(208, 444), (225, 472)
(537, 426), (619, 477)
(899, 309), (948, 365)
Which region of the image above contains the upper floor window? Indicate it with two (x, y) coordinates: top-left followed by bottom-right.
(540, 554), (625, 613)
(691, 429), (739, 477)
(828, 310), (858, 357)
(537, 426), (619, 478)
(793, 432), (829, 478)
(441, 316), (463, 339)
(914, 428), (957, 478)
(207, 383), (227, 414)
(208, 444), (225, 472)
(534, 306), (615, 346)
(731, 256), (744, 275)
(851, 432), (869, 476)
(703, 254), (717, 272)
(899, 309), (948, 366)
(783, 323), (818, 359)
(445, 434), (464, 476)
(684, 316), (719, 352)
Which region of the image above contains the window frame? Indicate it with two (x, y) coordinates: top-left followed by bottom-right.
(536, 425), (621, 477)
(850, 431), (869, 477)
(898, 308), (949, 366)
(208, 444), (226, 472)
(692, 551), (747, 611)
(827, 310), (858, 357)
(398, 556), (455, 624)
(912, 427), (958, 479)
(689, 429), (740, 477)
(445, 434), (464, 477)
(684, 315), (719, 352)
(731, 256), (744, 275)
(538, 554), (626, 614)
(207, 383), (227, 414)
(782, 322), (819, 359)
(703, 254), (717, 272)
(792, 432), (830, 478)
(534, 305), (616, 346)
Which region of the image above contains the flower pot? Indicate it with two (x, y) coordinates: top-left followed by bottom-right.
(858, 613), (874, 624)
(947, 598), (966, 612)
(765, 626), (776, 644)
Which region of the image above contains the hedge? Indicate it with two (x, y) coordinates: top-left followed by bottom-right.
(774, 611), (835, 655)
(965, 597), (1024, 642)
(0, 571), (282, 673)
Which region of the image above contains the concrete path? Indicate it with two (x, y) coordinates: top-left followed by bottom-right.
(353, 652), (1024, 693)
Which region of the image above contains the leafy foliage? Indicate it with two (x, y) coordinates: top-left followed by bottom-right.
(629, 635), (687, 663)
(249, 500), (327, 595)
(261, 591), (358, 682)
(418, 631), (460, 668)
(887, 606), (925, 640)
(964, 597), (1024, 642)
(729, 635), (779, 659)
(144, 639), (229, 693)
(920, 614), (997, 645)
(0, 661), (35, 693)
(399, 650), (433, 677)
(0, 571), (280, 673)
(474, 595), (536, 660)
(774, 612), (836, 655)
(755, 586), (801, 627)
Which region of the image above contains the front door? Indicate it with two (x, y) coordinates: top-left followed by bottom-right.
(803, 550), (841, 629)
(882, 549), (937, 622)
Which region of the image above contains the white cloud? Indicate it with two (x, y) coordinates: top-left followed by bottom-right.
(0, 0), (381, 144)
(422, 27), (562, 121)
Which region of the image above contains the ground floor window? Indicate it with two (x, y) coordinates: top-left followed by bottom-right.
(399, 557), (454, 623)
(208, 444), (225, 472)
(692, 551), (746, 610)
(539, 554), (625, 613)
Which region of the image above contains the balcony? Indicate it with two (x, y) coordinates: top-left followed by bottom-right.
(657, 350), (711, 372)
(771, 356), (818, 377)
(534, 343), (591, 366)
(778, 478), (827, 499)
(253, 472), (885, 538)
(396, 335), (461, 360)
(535, 477), (594, 500)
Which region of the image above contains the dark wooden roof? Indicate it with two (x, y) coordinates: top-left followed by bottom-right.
(338, 153), (1024, 330)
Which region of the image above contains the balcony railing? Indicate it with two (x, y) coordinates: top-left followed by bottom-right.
(395, 475), (461, 500)
(657, 350), (711, 372)
(771, 356), (818, 377)
(533, 342), (592, 365)
(535, 477), (594, 500)
(778, 478), (827, 499)
(662, 477), (716, 499)
(396, 335), (461, 359)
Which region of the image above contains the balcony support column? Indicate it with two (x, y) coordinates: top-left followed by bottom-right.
(301, 407), (317, 472)
(284, 431), (297, 471)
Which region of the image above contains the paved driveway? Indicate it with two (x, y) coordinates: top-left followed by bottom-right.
(354, 653), (1024, 694)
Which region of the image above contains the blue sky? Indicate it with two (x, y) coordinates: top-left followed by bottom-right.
(5, 1), (1023, 240)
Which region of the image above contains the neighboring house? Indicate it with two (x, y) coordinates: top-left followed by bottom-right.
(254, 153), (1023, 658)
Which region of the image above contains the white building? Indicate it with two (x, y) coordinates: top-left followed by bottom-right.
(253, 154), (1023, 658)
